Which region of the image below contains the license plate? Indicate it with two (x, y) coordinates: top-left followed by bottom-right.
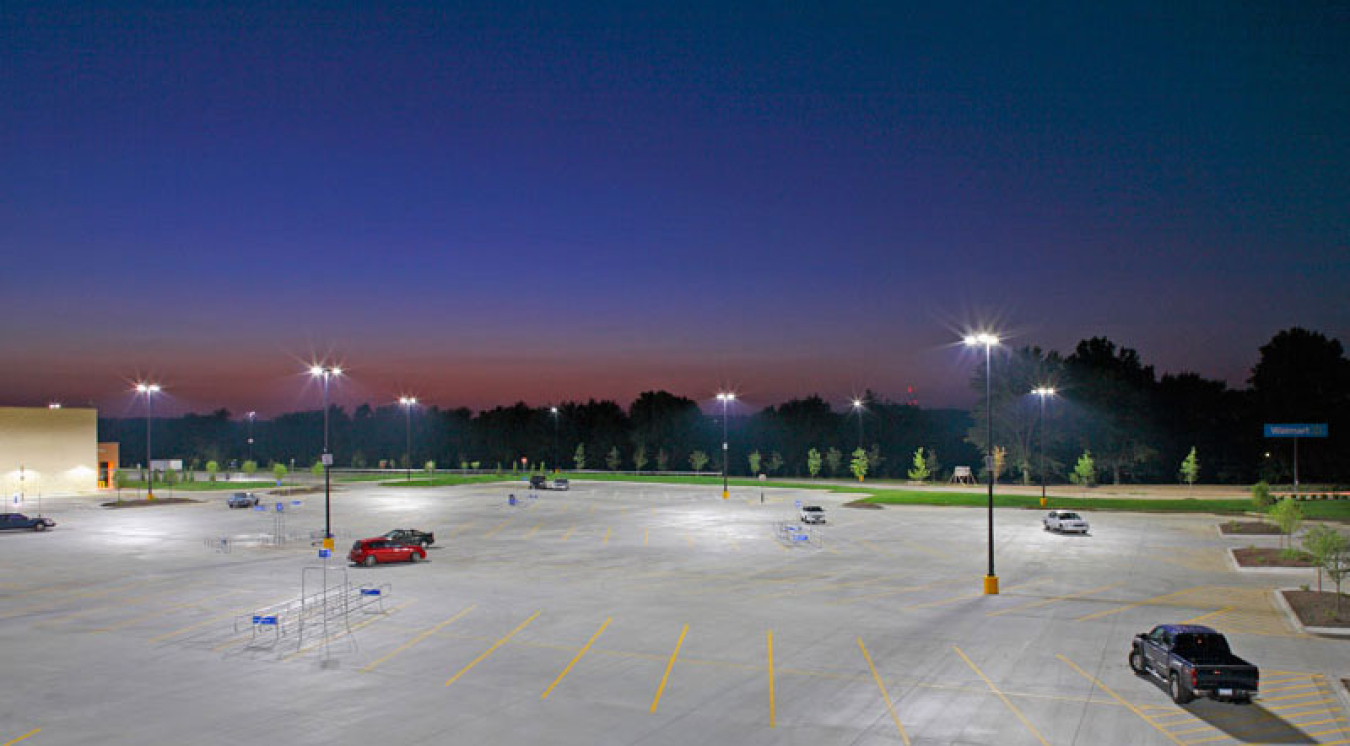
(1218, 688), (1234, 697)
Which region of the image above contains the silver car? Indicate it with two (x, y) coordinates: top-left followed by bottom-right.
(800, 505), (826, 524)
(1043, 510), (1089, 534)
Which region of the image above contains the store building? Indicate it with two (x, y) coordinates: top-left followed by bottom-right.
(0, 405), (100, 500)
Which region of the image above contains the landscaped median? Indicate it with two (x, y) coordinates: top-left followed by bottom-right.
(858, 490), (1350, 520)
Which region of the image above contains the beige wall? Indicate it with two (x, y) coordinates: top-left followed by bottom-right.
(0, 406), (98, 499)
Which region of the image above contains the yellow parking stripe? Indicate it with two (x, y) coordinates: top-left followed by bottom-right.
(93, 589), (243, 632)
(650, 624), (689, 714)
(1076, 586), (1207, 622)
(282, 602), (411, 662)
(541, 618), (611, 699)
(1, 728), (40, 746)
(986, 582), (1124, 618)
(562, 525), (577, 541)
(953, 646), (1049, 746)
(1269, 697), (1338, 712)
(1260, 681), (1319, 693)
(1058, 654), (1186, 746)
(361, 604), (475, 673)
(767, 630), (776, 728)
(484, 520), (510, 538)
(1179, 605), (1234, 625)
(858, 638), (910, 745)
(445, 610), (541, 687)
(1263, 689), (1328, 702)
(524, 524), (540, 539)
(602, 527), (612, 546)
(150, 594), (292, 643)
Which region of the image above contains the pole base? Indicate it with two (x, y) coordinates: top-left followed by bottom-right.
(323, 537), (335, 550)
(722, 490), (729, 500)
(983, 575), (1000, 595)
(1039, 497), (1047, 508)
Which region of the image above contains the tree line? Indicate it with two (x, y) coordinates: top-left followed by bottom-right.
(98, 327), (1348, 485)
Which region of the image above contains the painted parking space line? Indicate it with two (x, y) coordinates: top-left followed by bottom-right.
(650, 623), (689, 714)
(150, 594), (293, 643)
(445, 522), (475, 539)
(1076, 586), (1211, 622)
(898, 579), (1050, 612)
(362, 604), (476, 673)
(445, 610), (541, 687)
(602, 527), (612, 546)
(1178, 605), (1233, 626)
(953, 646), (1049, 746)
(986, 582), (1125, 618)
(484, 520), (510, 538)
(93, 589), (244, 632)
(0, 579), (156, 621)
(281, 601), (413, 662)
(541, 617), (610, 699)
(47, 586), (185, 624)
(1, 728), (40, 746)
(767, 630), (776, 729)
(1058, 653), (1186, 746)
(524, 524), (540, 539)
(857, 637), (910, 745)
(562, 525), (577, 541)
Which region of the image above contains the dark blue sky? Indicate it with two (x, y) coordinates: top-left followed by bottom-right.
(3, 1), (1348, 415)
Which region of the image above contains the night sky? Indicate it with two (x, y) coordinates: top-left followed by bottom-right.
(4, 2), (1348, 416)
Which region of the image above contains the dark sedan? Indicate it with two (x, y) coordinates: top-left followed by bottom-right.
(0, 513), (56, 532)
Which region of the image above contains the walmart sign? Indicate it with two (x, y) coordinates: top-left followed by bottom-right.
(1264, 423), (1329, 438)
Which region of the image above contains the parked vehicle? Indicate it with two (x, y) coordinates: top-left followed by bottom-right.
(800, 505), (826, 524)
(529, 475), (570, 490)
(0, 513), (55, 532)
(1043, 510), (1089, 534)
(382, 528), (435, 547)
(1129, 625), (1259, 704)
(348, 538), (427, 567)
(227, 492), (260, 509)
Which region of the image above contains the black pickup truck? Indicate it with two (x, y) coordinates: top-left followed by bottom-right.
(1129, 624), (1259, 704)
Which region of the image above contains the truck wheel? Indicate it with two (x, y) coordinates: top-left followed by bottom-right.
(1170, 673), (1193, 704)
(1129, 650), (1146, 675)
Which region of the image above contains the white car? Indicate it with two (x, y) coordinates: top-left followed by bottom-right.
(1043, 510), (1089, 534)
(800, 505), (826, 524)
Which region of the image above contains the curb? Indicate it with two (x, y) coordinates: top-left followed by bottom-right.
(1225, 548), (1317, 575)
(1271, 587), (1350, 637)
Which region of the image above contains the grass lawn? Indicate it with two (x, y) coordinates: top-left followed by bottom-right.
(335, 473), (403, 482)
(379, 474), (516, 488)
(552, 472), (839, 490)
(858, 490), (1350, 520)
(113, 480), (281, 491)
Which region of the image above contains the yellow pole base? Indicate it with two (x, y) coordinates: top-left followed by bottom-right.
(983, 575), (1000, 595)
(322, 537), (335, 550)
(722, 490), (729, 500)
(858, 475), (864, 482)
(147, 491), (154, 501)
(1039, 497), (1047, 508)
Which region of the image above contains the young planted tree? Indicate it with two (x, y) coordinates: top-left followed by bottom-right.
(908, 447), (930, 483)
(242, 460), (258, 478)
(1070, 451), (1095, 494)
(924, 449), (941, 481)
(1251, 480), (1273, 510)
(806, 448), (822, 478)
(655, 448), (670, 472)
(689, 450), (709, 471)
(748, 450), (762, 476)
(272, 462), (288, 483)
(1179, 447), (1200, 491)
(991, 446), (1007, 484)
(1328, 547), (1350, 618)
(825, 447), (843, 477)
(1269, 498), (1304, 552)
(766, 451), (784, 475)
(424, 460), (436, 474)
(573, 443), (586, 471)
(1303, 525), (1348, 593)
(633, 445), (649, 472)
(206, 460), (219, 482)
(311, 460), (324, 478)
(471, 461), (481, 470)
(850, 447), (869, 482)
(606, 447), (621, 471)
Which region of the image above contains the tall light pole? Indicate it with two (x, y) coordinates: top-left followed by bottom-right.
(964, 333), (1000, 595)
(399, 396), (417, 481)
(246, 411), (256, 463)
(717, 393), (735, 499)
(851, 398), (865, 450)
(549, 407), (560, 473)
(135, 382), (161, 499)
(310, 365), (342, 547)
(1032, 387), (1057, 508)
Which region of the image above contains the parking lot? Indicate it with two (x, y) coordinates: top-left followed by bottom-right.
(3, 480), (1349, 745)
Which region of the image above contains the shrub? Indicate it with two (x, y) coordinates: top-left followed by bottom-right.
(1251, 481), (1273, 510)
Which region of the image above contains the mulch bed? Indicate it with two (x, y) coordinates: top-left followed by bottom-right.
(1219, 521), (1282, 535)
(101, 497), (202, 508)
(843, 499), (883, 510)
(1232, 547), (1315, 567)
(1281, 590), (1350, 628)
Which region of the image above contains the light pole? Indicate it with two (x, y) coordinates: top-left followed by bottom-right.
(310, 365), (342, 547)
(135, 382), (161, 499)
(399, 396), (417, 481)
(1032, 387), (1057, 508)
(549, 407), (560, 473)
(246, 411), (256, 463)
(964, 333), (1000, 595)
(717, 393), (735, 499)
(851, 398), (865, 450)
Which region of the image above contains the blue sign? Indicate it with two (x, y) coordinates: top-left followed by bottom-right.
(318, 548), (331, 558)
(1264, 423), (1329, 438)
(252, 615), (277, 625)
(291, 500), (302, 506)
(275, 502), (285, 512)
(254, 505), (265, 511)
(360, 588), (381, 596)
(792, 534), (809, 541)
